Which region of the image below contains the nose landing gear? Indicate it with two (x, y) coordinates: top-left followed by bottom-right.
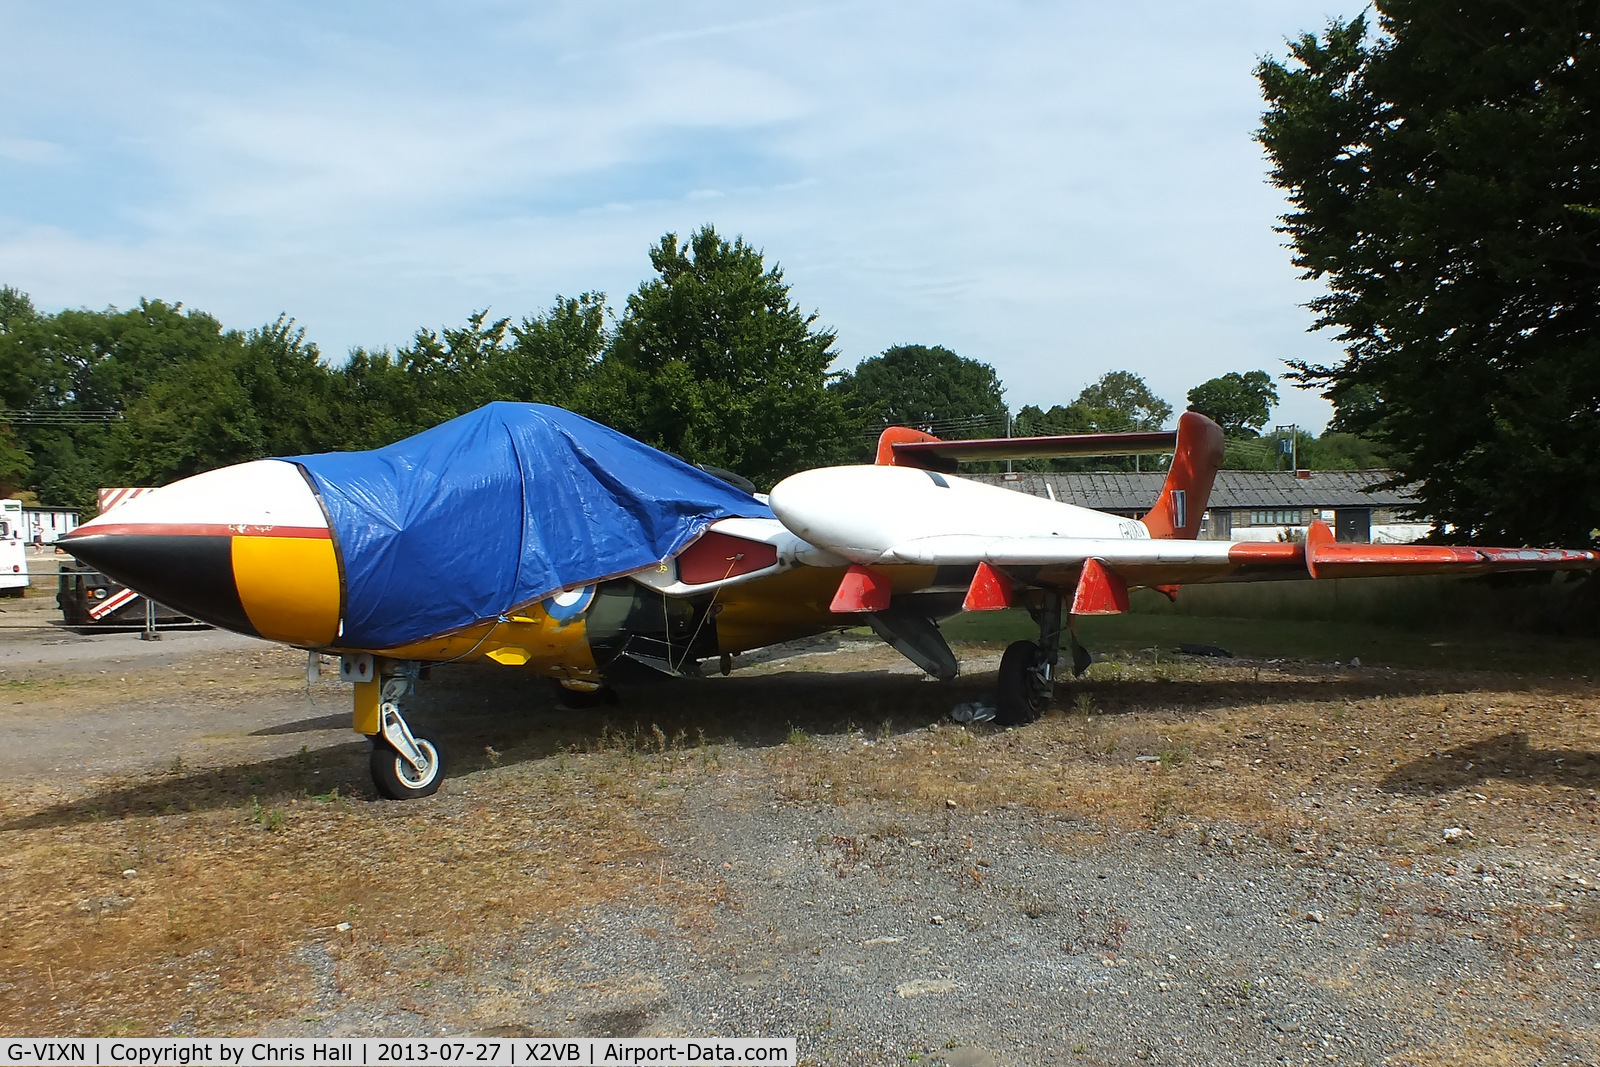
(346, 656), (449, 799)
(371, 696), (448, 799)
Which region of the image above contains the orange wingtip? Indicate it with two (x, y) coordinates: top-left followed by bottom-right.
(1304, 519), (1335, 578)
(1140, 411), (1225, 540)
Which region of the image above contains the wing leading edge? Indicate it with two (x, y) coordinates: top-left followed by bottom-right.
(887, 521), (1600, 606)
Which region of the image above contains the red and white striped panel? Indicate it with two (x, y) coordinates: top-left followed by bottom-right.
(98, 487), (159, 514)
(88, 586), (139, 620)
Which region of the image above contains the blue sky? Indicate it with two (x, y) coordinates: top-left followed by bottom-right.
(0, 1), (1361, 431)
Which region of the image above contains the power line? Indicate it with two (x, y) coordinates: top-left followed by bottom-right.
(0, 409), (121, 426)
(861, 413), (1008, 440)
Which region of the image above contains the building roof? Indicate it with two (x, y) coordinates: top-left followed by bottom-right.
(967, 469), (1419, 513)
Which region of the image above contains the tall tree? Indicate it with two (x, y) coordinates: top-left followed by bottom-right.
(1258, 2), (1600, 546)
(501, 293), (608, 408)
(1186, 370), (1279, 437)
(829, 344), (1007, 436)
(0, 286), (42, 412)
(601, 226), (852, 487)
(2, 298), (242, 508)
(1011, 403), (1091, 438)
(1071, 370), (1172, 433)
(1010, 372), (1172, 471)
(0, 287), (40, 493)
(109, 316), (345, 480)
(329, 295), (609, 451)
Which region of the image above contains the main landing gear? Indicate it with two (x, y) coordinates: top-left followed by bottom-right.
(995, 591), (1092, 727)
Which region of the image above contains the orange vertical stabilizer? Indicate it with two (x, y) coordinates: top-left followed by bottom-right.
(875, 426), (943, 467)
(1140, 412), (1226, 540)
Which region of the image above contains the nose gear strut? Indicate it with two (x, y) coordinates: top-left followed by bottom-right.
(347, 656), (448, 799)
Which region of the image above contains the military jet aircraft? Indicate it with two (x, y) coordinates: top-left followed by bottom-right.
(60, 403), (1600, 799)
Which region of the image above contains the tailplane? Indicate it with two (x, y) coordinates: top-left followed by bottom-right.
(1140, 411), (1225, 539)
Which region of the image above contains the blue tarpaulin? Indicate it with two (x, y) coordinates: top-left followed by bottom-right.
(292, 403), (774, 650)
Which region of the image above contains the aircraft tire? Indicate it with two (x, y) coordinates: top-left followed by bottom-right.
(551, 681), (620, 709)
(995, 639), (1049, 726)
(370, 726), (448, 800)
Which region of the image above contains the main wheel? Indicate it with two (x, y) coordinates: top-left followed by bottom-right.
(370, 726), (448, 800)
(550, 681), (620, 709)
(996, 639), (1051, 726)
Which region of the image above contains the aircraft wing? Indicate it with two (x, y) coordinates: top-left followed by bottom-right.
(884, 527), (1600, 588)
(770, 433), (1600, 617)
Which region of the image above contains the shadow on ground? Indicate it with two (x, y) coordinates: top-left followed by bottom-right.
(4, 658), (1574, 830)
(1381, 731), (1600, 794)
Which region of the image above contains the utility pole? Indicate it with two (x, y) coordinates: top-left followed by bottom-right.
(1273, 424), (1298, 472)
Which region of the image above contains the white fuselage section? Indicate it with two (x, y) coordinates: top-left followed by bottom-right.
(75, 461), (327, 534)
(768, 465), (1149, 566)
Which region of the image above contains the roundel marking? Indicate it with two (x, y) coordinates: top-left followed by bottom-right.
(542, 585), (596, 622)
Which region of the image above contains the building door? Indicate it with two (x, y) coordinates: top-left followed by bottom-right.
(1201, 509), (1233, 540)
(1335, 509), (1371, 543)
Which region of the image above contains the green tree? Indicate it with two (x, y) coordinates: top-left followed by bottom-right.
(601, 226), (852, 487)
(395, 309), (515, 430)
(1186, 370), (1279, 437)
(331, 347), (420, 451)
(1011, 403), (1090, 438)
(1009, 373), (1172, 472)
(1072, 370), (1172, 433)
(109, 316), (346, 479)
(0, 427), (28, 495)
(0, 287), (40, 493)
(1258, 2), (1600, 546)
(0, 286), (43, 411)
(236, 317), (344, 458)
(1304, 431), (1388, 470)
(1, 298), (242, 508)
(328, 294), (609, 451)
(829, 344), (1007, 436)
(110, 351), (265, 484)
(501, 293), (608, 408)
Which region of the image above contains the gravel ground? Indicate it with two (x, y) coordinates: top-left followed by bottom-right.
(257, 747), (1600, 1066)
(1, 619), (1598, 1065)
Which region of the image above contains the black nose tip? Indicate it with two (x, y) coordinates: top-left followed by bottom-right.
(61, 531), (259, 636)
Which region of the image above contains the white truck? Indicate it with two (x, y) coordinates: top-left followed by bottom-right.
(0, 498), (27, 596)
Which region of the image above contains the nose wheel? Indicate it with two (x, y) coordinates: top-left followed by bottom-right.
(370, 703), (448, 799)
(351, 660), (449, 799)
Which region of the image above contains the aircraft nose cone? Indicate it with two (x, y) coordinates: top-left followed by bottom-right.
(61, 460), (342, 646)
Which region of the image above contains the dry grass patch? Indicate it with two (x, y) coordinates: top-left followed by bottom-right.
(0, 744), (697, 1036)
(761, 654), (1600, 862)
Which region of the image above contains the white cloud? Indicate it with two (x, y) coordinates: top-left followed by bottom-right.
(0, 0), (1358, 428)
